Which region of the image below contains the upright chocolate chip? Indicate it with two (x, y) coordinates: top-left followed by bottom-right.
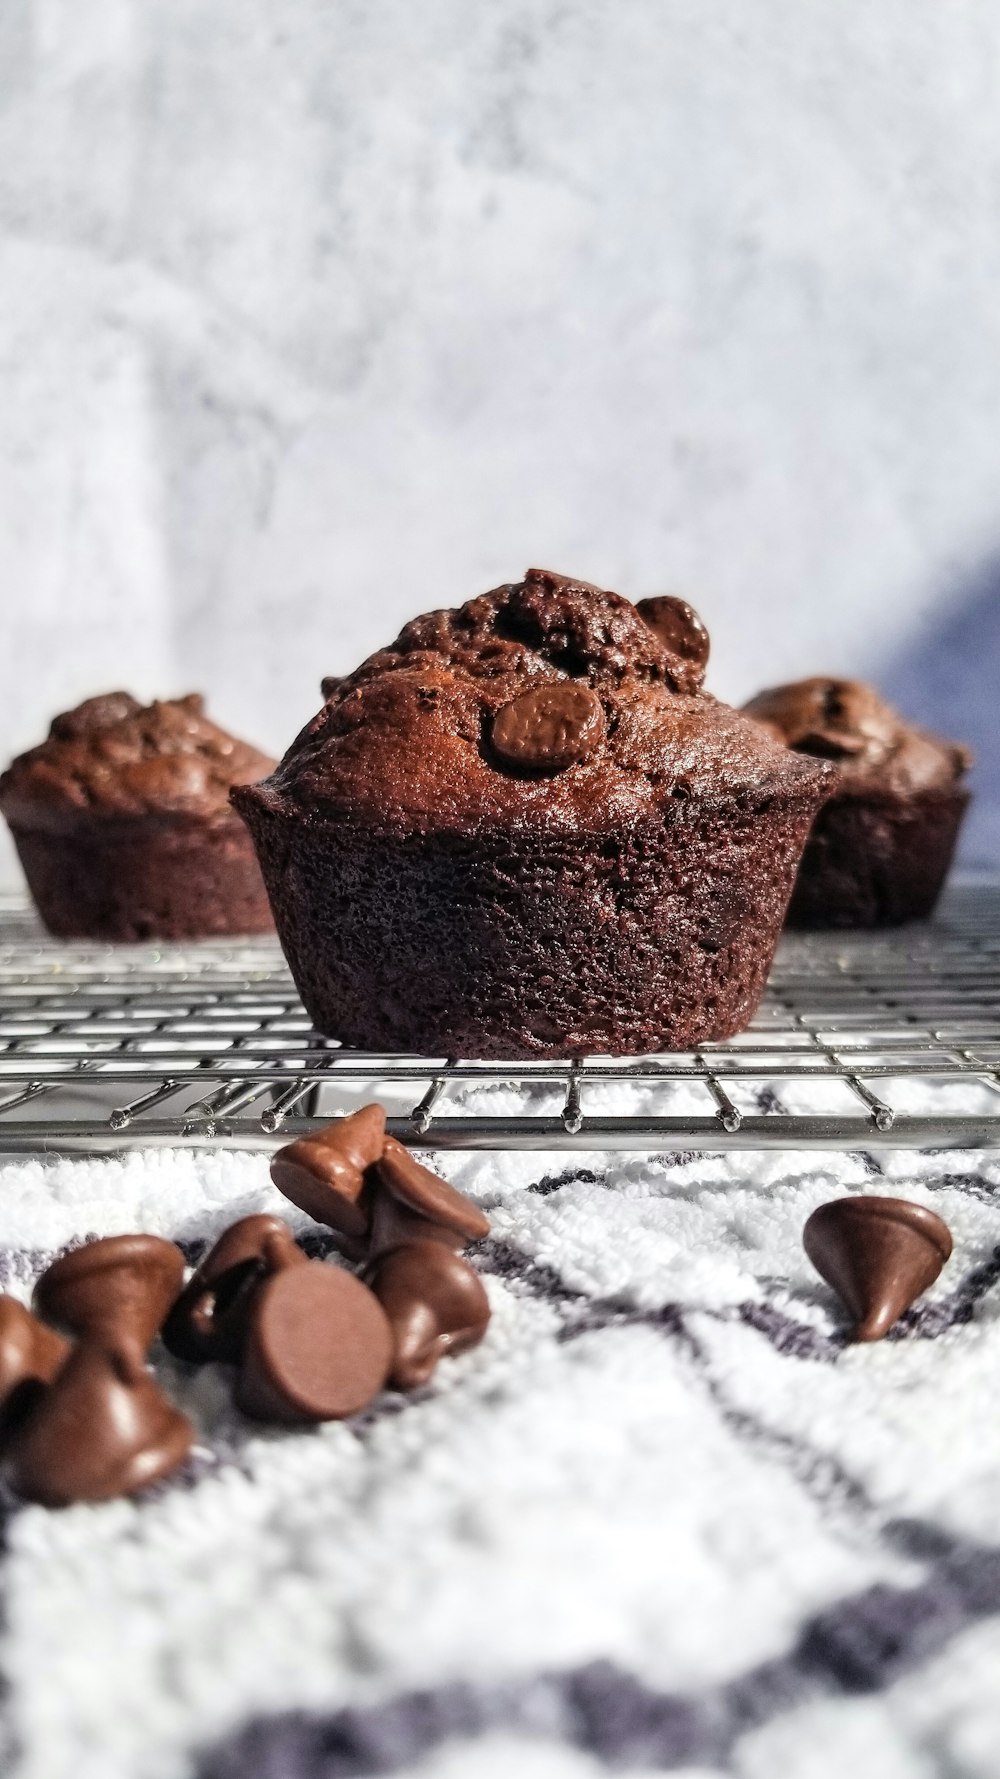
(34, 1235), (186, 1357)
(634, 597), (710, 688)
(6, 1343), (194, 1506)
(236, 1262), (393, 1424)
(365, 1242), (491, 1390)
(162, 1216), (305, 1364)
(0, 1298), (70, 1439)
(491, 683), (605, 775)
(370, 1139), (491, 1256)
(803, 1195), (953, 1342)
(270, 1104), (387, 1258)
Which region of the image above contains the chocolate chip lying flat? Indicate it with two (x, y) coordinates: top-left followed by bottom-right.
(0, 1298), (69, 1437)
(803, 1195), (953, 1342)
(162, 1215), (305, 1364)
(371, 1138), (491, 1255)
(34, 1235), (186, 1357)
(634, 596), (710, 688)
(270, 1105), (386, 1257)
(7, 1343), (194, 1506)
(491, 683), (605, 775)
(365, 1242), (491, 1390)
(236, 1262), (393, 1423)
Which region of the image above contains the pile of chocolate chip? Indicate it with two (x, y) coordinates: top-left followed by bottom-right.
(0, 1105), (492, 1507)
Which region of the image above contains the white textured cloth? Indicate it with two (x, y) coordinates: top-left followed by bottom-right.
(2, 1138), (1000, 1779)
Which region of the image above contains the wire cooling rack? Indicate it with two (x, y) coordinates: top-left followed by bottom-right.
(1, 884), (1000, 1153)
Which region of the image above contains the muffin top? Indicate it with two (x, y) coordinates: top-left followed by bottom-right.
(0, 693), (275, 829)
(239, 569), (835, 838)
(743, 678), (971, 798)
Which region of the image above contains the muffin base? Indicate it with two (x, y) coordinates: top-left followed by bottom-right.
(9, 816), (275, 941)
(786, 786), (969, 929)
(235, 789), (826, 1058)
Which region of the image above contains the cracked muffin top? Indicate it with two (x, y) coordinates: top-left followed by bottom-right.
(0, 693), (275, 829)
(236, 569), (835, 838)
(743, 678), (972, 799)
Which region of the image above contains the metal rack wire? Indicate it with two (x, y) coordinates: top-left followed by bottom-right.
(2, 884), (1000, 1152)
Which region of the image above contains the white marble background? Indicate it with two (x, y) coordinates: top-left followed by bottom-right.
(2, 0), (1000, 877)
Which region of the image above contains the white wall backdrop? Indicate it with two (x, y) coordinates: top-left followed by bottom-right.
(3, 0), (1000, 878)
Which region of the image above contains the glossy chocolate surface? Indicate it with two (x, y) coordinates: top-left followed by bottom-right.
(34, 1235), (186, 1356)
(366, 1241), (491, 1389)
(269, 1106), (387, 1256)
(372, 1139), (491, 1251)
(803, 1195), (953, 1342)
(491, 683), (606, 775)
(634, 597), (710, 675)
(7, 1344), (193, 1506)
(269, 1110), (490, 1264)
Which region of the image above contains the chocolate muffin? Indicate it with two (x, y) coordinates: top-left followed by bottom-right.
(743, 677), (971, 928)
(232, 570), (836, 1058)
(1, 693), (276, 940)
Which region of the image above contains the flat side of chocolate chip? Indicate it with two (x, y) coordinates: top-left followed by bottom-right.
(634, 596), (710, 689)
(366, 1241), (491, 1390)
(803, 1195), (952, 1342)
(491, 682), (605, 775)
(270, 1139), (370, 1245)
(34, 1235), (186, 1355)
(236, 1263), (393, 1423)
(376, 1139), (490, 1244)
(7, 1343), (194, 1506)
(269, 1105), (387, 1248)
(161, 1215), (304, 1364)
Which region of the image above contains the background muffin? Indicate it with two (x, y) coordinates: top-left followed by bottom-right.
(743, 677), (971, 927)
(0, 693), (276, 940)
(233, 569), (835, 1059)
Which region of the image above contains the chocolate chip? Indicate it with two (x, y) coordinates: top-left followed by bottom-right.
(270, 1108), (489, 1265)
(372, 1139), (491, 1254)
(236, 1262), (393, 1424)
(162, 1215), (305, 1364)
(0, 1298), (70, 1440)
(365, 1242), (491, 1390)
(803, 1195), (953, 1342)
(6, 1343), (194, 1506)
(491, 683), (605, 775)
(634, 597), (710, 687)
(34, 1235), (186, 1358)
(270, 1105), (387, 1258)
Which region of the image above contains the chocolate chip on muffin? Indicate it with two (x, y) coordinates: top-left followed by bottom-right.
(491, 682), (606, 774)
